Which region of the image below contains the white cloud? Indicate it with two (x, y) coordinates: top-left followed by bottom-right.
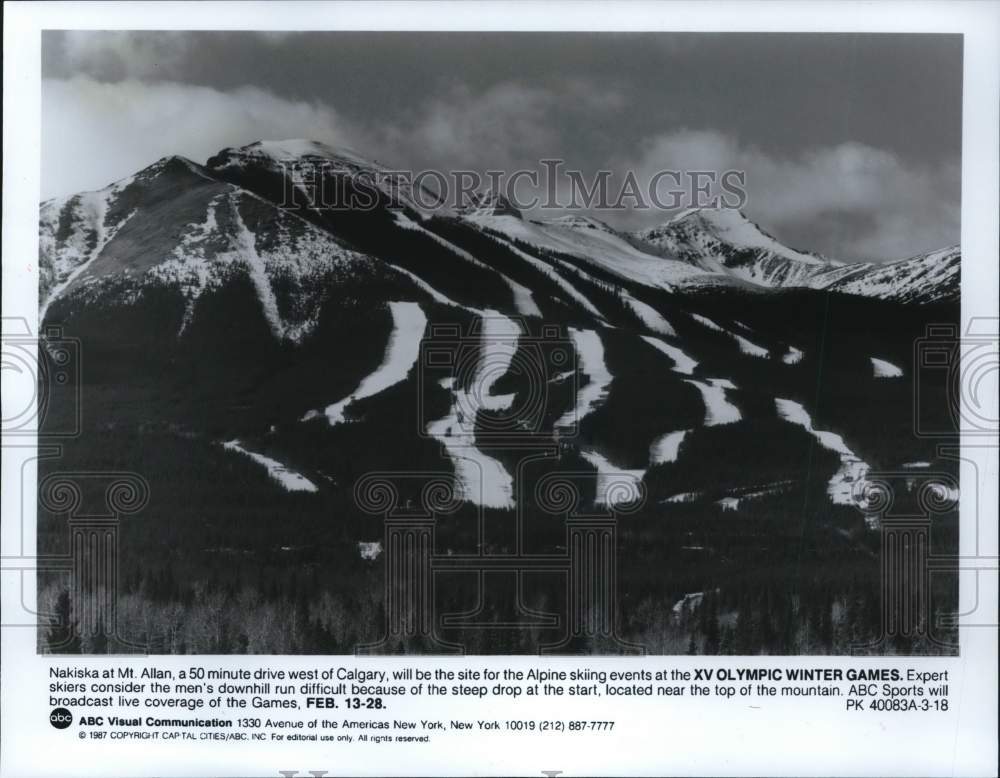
(373, 80), (625, 173)
(617, 129), (960, 261)
(42, 77), (355, 199)
(40, 77), (959, 262)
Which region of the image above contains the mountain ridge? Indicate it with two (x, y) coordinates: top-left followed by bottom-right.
(41, 141), (958, 310)
(36, 138), (960, 656)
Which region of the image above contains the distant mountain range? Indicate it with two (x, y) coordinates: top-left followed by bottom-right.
(37, 139), (960, 655)
(41, 139), (959, 319)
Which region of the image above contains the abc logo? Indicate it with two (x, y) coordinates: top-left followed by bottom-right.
(49, 707), (73, 729)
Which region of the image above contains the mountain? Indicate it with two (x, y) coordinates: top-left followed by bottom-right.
(633, 207), (835, 287)
(631, 207), (960, 304)
(206, 139), (442, 217)
(459, 207), (725, 292)
(37, 140), (960, 655)
(806, 245), (961, 304)
(39, 155), (384, 340)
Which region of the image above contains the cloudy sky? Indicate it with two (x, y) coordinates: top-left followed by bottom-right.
(42, 31), (961, 261)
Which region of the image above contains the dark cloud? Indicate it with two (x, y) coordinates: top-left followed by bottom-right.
(42, 31), (962, 261)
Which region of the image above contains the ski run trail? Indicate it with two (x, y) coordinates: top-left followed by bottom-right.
(222, 440), (318, 493)
(774, 397), (870, 506)
(302, 302), (427, 424)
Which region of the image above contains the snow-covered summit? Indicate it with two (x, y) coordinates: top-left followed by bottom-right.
(808, 244), (960, 304)
(634, 207), (839, 287)
(644, 207), (827, 264)
(206, 139), (442, 216)
(39, 152), (376, 341)
(207, 139), (382, 172)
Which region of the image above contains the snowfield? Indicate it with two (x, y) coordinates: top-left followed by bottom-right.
(783, 346), (804, 365)
(871, 357), (904, 378)
(493, 238), (605, 318)
(303, 302), (427, 425)
(635, 208), (831, 288)
(690, 313), (725, 332)
(691, 313), (768, 358)
(555, 328), (614, 432)
(210, 139), (444, 217)
(649, 430), (689, 465)
(426, 311), (521, 509)
(115, 166), (372, 343)
(221, 440), (318, 492)
(39, 176), (138, 320)
(641, 335), (698, 375)
(685, 378), (742, 426)
(732, 332), (770, 359)
(464, 212), (712, 291)
(580, 450), (645, 506)
(389, 265), (468, 309)
(664, 492), (701, 504)
(774, 398), (870, 507)
(811, 245), (960, 304)
(394, 213), (542, 317)
(625, 293), (677, 336)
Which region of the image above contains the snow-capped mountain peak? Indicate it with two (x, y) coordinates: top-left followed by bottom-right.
(807, 244), (960, 304)
(39, 152), (377, 342)
(652, 207), (828, 266)
(207, 139), (382, 173)
(634, 206), (839, 287)
(205, 139), (444, 217)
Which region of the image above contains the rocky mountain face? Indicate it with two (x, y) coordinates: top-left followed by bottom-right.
(630, 207), (959, 303)
(37, 139), (959, 655)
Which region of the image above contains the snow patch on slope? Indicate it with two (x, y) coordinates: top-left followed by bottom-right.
(774, 398), (870, 507)
(495, 239), (604, 318)
(394, 213), (542, 317)
(871, 357), (903, 378)
(690, 313), (769, 358)
(783, 346), (804, 365)
(151, 185), (370, 342)
(580, 450), (645, 506)
(303, 302), (427, 424)
(426, 312), (521, 509)
(641, 335), (698, 375)
(815, 246), (960, 304)
(467, 213), (714, 291)
(625, 294), (677, 336)
(222, 440), (318, 492)
(685, 378), (741, 426)
(39, 176), (138, 319)
(555, 328), (613, 432)
(389, 265), (467, 309)
(649, 430), (689, 464)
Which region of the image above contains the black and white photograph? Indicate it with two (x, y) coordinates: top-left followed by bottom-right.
(3, 4), (999, 777)
(32, 28), (971, 657)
